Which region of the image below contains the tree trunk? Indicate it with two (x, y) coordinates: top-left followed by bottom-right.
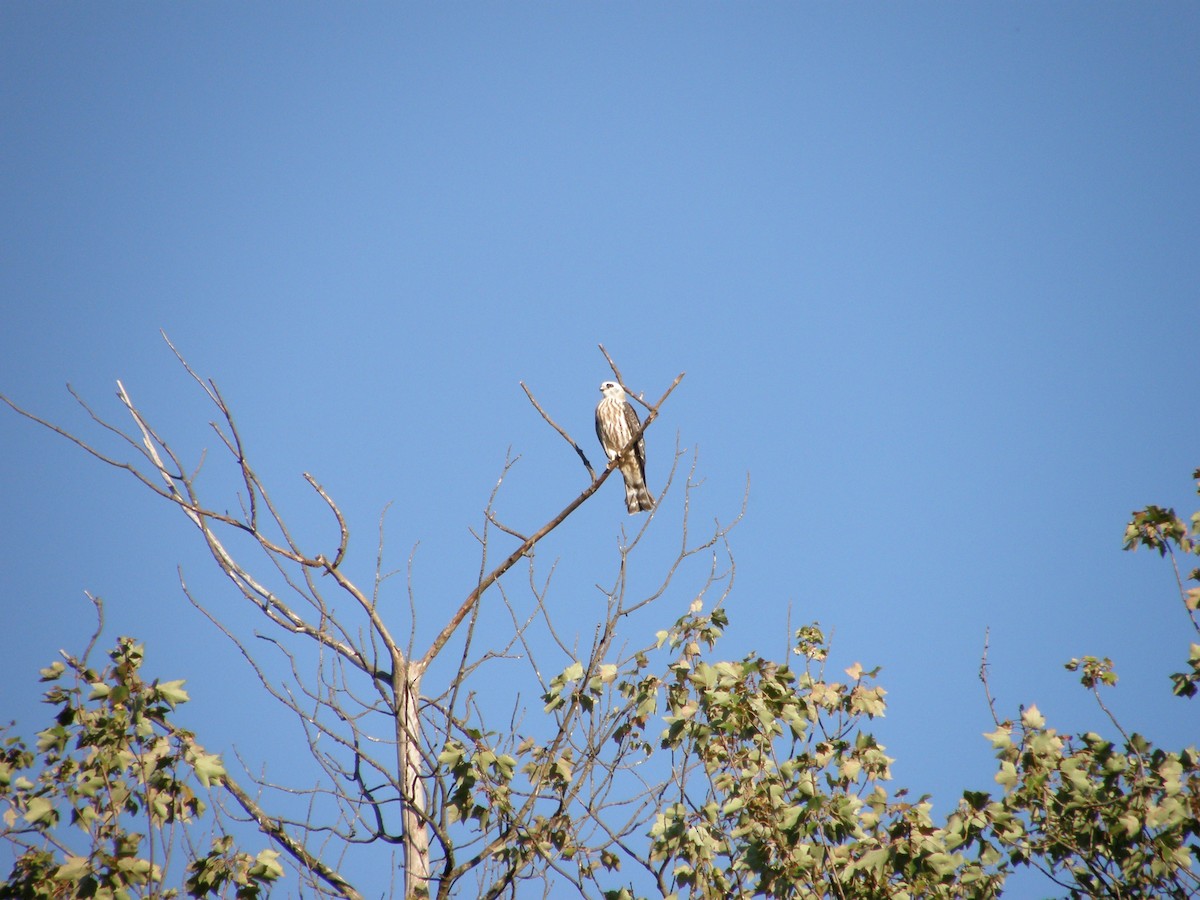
(396, 663), (431, 898)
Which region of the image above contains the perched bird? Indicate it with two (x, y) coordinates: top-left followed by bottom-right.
(595, 381), (654, 514)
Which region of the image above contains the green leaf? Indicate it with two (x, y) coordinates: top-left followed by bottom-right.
(154, 680), (190, 706)
(778, 804), (803, 831)
(53, 855), (91, 884)
(857, 847), (890, 875)
(24, 796), (57, 825)
(995, 761), (1018, 790)
(88, 682), (112, 700)
(1021, 705), (1045, 729)
(926, 852), (960, 877)
(35, 725), (68, 755)
(191, 752), (226, 788)
(248, 849), (283, 881)
(438, 741), (464, 768)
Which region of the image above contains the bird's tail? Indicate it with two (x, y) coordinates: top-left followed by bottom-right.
(625, 482), (654, 514)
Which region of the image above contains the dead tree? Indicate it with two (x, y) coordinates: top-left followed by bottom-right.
(2, 337), (742, 900)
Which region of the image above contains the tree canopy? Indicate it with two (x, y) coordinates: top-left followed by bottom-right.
(2, 355), (1197, 899)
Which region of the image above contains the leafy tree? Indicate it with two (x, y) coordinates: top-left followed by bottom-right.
(3, 344), (1197, 898)
(0, 598), (282, 899)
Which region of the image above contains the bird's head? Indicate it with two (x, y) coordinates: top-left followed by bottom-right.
(599, 381), (623, 400)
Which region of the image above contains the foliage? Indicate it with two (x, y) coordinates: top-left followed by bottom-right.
(591, 609), (1199, 898)
(572, 469), (1200, 898)
(979, 703), (1199, 897)
(0, 626), (280, 900)
(625, 611), (1004, 899)
(1122, 467), (1200, 699)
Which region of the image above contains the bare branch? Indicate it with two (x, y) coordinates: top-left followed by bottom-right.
(979, 627), (1001, 728)
(520, 381), (596, 479)
(216, 758), (365, 900)
(305, 473), (350, 570)
(597, 344), (625, 393)
(81, 591), (106, 666)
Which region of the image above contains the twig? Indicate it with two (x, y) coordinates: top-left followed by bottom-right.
(305, 472), (349, 570)
(598, 344), (652, 410)
(82, 591), (105, 665)
(520, 381), (596, 479)
(598, 345), (625, 392)
(979, 627), (1000, 727)
(215, 751), (364, 900)
(485, 509), (530, 543)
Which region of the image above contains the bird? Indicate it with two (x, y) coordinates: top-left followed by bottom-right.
(595, 381), (654, 514)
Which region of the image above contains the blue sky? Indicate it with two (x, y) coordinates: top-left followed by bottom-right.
(2, 4), (1198, 896)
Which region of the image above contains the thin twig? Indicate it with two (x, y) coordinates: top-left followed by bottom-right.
(81, 592), (105, 665)
(597, 345), (625, 393)
(521, 381), (596, 479)
(979, 627), (1001, 727)
(598, 344), (659, 411)
(214, 751), (365, 900)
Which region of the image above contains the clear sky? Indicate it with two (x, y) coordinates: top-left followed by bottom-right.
(2, 4), (1197, 897)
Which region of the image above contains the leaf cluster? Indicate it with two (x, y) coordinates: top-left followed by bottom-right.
(621, 613), (1003, 899)
(590, 613), (1199, 899)
(980, 705), (1199, 897)
(0, 636), (279, 900)
(1122, 468), (1200, 698)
